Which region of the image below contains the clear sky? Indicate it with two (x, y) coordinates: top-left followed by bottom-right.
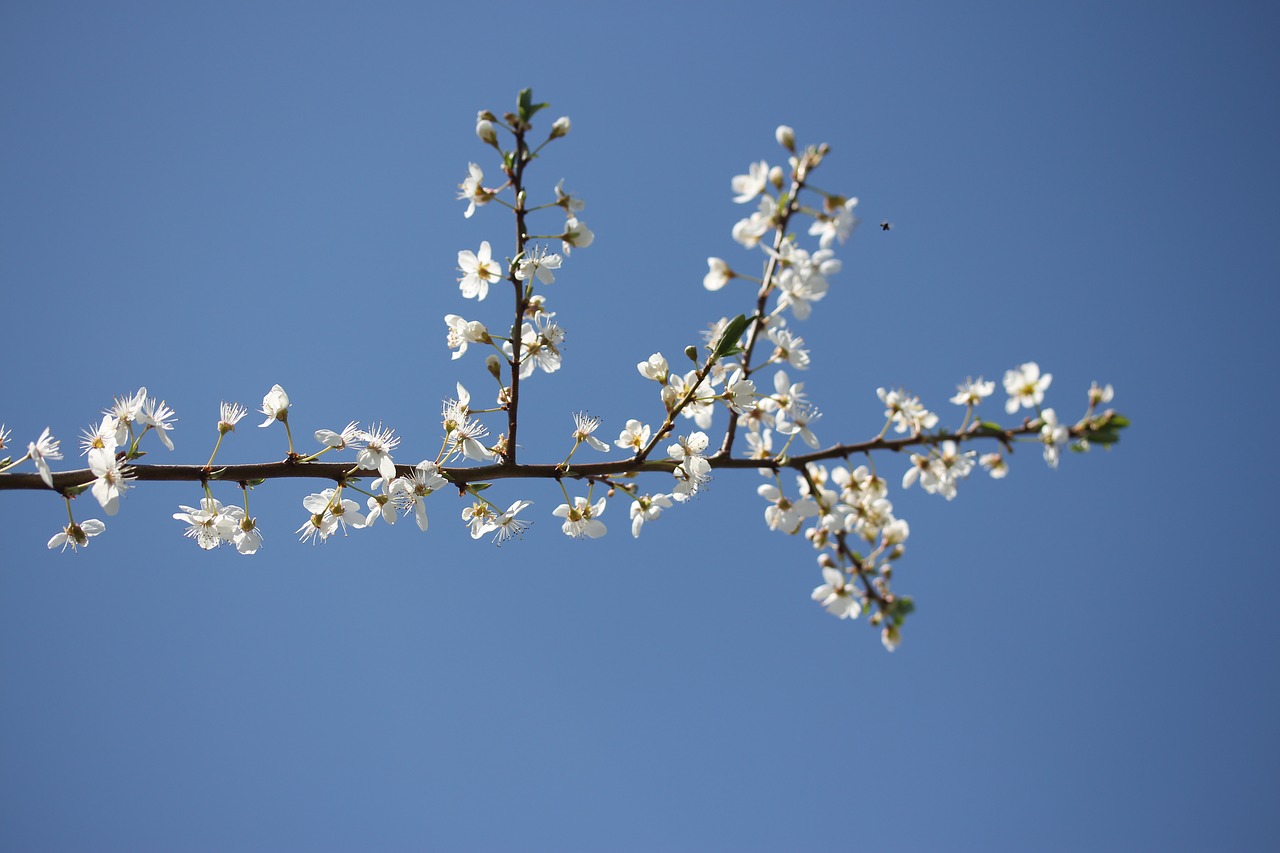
(1, 2), (1277, 850)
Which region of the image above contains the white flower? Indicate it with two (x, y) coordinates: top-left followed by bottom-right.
(811, 567), (861, 619)
(1088, 381), (1115, 406)
(79, 416), (117, 458)
(514, 247), (563, 285)
(757, 483), (819, 533)
(173, 498), (238, 550)
(980, 452), (1009, 479)
(392, 461), (449, 531)
(775, 402), (822, 449)
(746, 428), (775, 473)
(457, 163), (494, 218)
(462, 501), (498, 539)
(877, 387), (938, 436)
(453, 418), (496, 462)
(1004, 362), (1052, 414)
(364, 487), (401, 529)
(901, 441), (974, 500)
(47, 518), (106, 552)
(231, 513), (263, 555)
(669, 431), (711, 501)
(491, 500), (534, 544)
(630, 493), (672, 538)
(298, 488), (366, 542)
(554, 179), (585, 215)
(505, 313), (565, 378)
(88, 450), (132, 515)
(463, 499), (496, 537)
(808, 197), (859, 248)
(28, 427), (62, 488)
(553, 495), (607, 539)
(218, 402), (248, 434)
(258, 384), (290, 428)
(758, 370), (807, 416)
(731, 160), (770, 203)
(703, 258), (733, 291)
(766, 325), (811, 370)
(950, 377), (995, 407)
(732, 196), (774, 248)
(444, 314), (491, 360)
(1038, 409), (1070, 469)
(615, 419), (651, 453)
(140, 397), (177, 451)
(355, 423), (400, 480)
(458, 241), (503, 301)
(314, 421), (361, 449)
(882, 518), (910, 546)
(571, 412), (610, 453)
(724, 370), (756, 415)
(667, 369), (718, 430)
(105, 388), (147, 445)
(560, 218), (594, 254)
(637, 353), (669, 383)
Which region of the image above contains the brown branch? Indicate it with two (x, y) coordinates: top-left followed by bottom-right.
(0, 419), (1062, 494)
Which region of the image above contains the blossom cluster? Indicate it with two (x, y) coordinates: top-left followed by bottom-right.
(0, 90), (1128, 651)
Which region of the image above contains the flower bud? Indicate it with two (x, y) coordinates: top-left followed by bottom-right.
(550, 116), (571, 139)
(684, 345), (699, 363)
(476, 118), (497, 145)
(775, 125), (795, 151)
(486, 355), (503, 379)
(768, 165), (785, 191)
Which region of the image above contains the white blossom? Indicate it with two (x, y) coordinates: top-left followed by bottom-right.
(629, 493), (672, 538)
(458, 241), (503, 301)
(571, 412), (610, 453)
(47, 518), (106, 552)
(258, 384), (290, 428)
(1038, 409), (1070, 469)
(731, 160), (770, 203)
(28, 427), (62, 488)
(553, 495), (607, 539)
(811, 567), (861, 619)
(1004, 362), (1052, 414)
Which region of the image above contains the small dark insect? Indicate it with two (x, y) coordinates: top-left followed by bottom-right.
(880, 220), (892, 231)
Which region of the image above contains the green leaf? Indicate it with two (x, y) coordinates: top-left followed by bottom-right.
(1107, 414), (1130, 429)
(517, 88), (548, 123)
(64, 483), (91, 497)
(1079, 429), (1121, 445)
(710, 313), (751, 361)
(976, 421), (1006, 435)
(888, 596), (915, 622)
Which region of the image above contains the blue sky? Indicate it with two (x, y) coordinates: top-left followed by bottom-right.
(1, 2), (1277, 850)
